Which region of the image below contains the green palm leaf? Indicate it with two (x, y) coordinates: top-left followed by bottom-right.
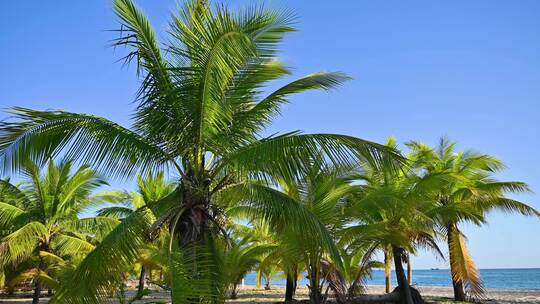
(0, 222), (47, 267)
(51, 211), (151, 303)
(0, 108), (174, 178)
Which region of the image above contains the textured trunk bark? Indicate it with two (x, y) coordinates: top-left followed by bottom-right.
(230, 284), (238, 299)
(309, 288), (323, 304)
(392, 246), (413, 304)
(406, 252), (412, 285)
(32, 279), (41, 304)
(308, 262), (323, 304)
(285, 270), (297, 302)
(137, 266), (146, 296)
(452, 279), (466, 302)
(447, 224), (467, 301)
(384, 247), (392, 293)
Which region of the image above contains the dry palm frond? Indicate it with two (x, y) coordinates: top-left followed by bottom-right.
(449, 227), (485, 299)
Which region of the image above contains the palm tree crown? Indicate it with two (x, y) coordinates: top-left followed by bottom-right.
(0, 159), (115, 302)
(408, 137), (539, 300)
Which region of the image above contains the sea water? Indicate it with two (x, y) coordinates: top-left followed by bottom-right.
(243, 268), (540, 290)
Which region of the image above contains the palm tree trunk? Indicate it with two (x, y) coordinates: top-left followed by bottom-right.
(384, 247), (392, 293)
(447, 224), (466, 301)
(391, 245), (413, 304)
(32, 279), (41, 304)
(285, 268), (298, 302)
(308, 261), (323, 304)
(406, 252), (412, 285)
(137, 266), (146, 297)
(230, 284), (238, 299)
(264, 276), (271, 290)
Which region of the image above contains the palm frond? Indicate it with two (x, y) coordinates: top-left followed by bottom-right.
(234, 72), (350, 134)
(448, 227), (484, 298)
(221, 181), (342, 268)
(8, 268), (60, 290)
(51, 211), (152, 303)
(0, 108), (173, 178)
(483, 197), (540, 217)
(0, 202), (29, 230)
(225, 133), (399, 183)
(0, 221), (47, 267)
(51, 234), (95, 256)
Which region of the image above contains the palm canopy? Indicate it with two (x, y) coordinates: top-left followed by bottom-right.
(96, 172), (175, 220)
(407, 137), (539, 299)
(341, 137), (445, 304)
(0, 0), (396, 259)
(226, 159), (360, 304)
(0, 0), (392, 182)
(217, 234), (275, 298)
(408, 137), (538, 226)
(0, 159), (116, 293)
(52, 172), (175, 303)
(342, 138), (444, 253)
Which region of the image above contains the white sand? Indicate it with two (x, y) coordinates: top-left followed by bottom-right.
(1, 285), (539, 303)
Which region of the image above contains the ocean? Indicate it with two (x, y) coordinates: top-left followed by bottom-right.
(243, 268), (540, 290)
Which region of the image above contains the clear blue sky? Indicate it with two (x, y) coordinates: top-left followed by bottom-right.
(1, 0), (539, 269)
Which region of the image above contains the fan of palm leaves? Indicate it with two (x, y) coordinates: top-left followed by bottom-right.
(408, 137), (539, 300)
(0, 159), (117, 302)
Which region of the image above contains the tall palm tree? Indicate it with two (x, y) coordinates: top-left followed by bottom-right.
(0, 0), (394, 302)
(0, 159), (116, 304)
(407, 137), (540, 301)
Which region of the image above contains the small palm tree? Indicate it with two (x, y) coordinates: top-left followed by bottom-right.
(407, 137), (540, 301)
(229, 159), (357, 304)
(324, 247), (383, 303)
(343, 138), (445, 304)
(0, 159), (116, 304)
(0, 0), (393, 302)
(217, 235), (274, 299)
(232, 219), (301, 302)
(96, 172), (174, 301)
(256, 260), (280, 290)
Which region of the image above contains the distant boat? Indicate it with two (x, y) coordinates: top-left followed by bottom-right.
(430, 268), (440, 270)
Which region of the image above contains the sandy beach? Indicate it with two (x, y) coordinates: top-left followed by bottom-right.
(2, 285), (539, 304)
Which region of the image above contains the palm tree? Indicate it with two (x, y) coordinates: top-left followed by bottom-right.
(218, 235), (274, 299)
(0, 159), (117, 304)
(96, 172), (174, 301)
(232, 218), (301, 302)
(383, 245), (393, 293)
(324, 247), (383, 303)
(234, 159), (356, 304)
(257, 259), (281, 290)
(342, 138), (445, 304)
(407, 137), (540, 301)
(288, 164), (356, 304)
(0, 0), (394, 302)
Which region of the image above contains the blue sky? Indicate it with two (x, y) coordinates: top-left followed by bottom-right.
(1, 0), (539, 269)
